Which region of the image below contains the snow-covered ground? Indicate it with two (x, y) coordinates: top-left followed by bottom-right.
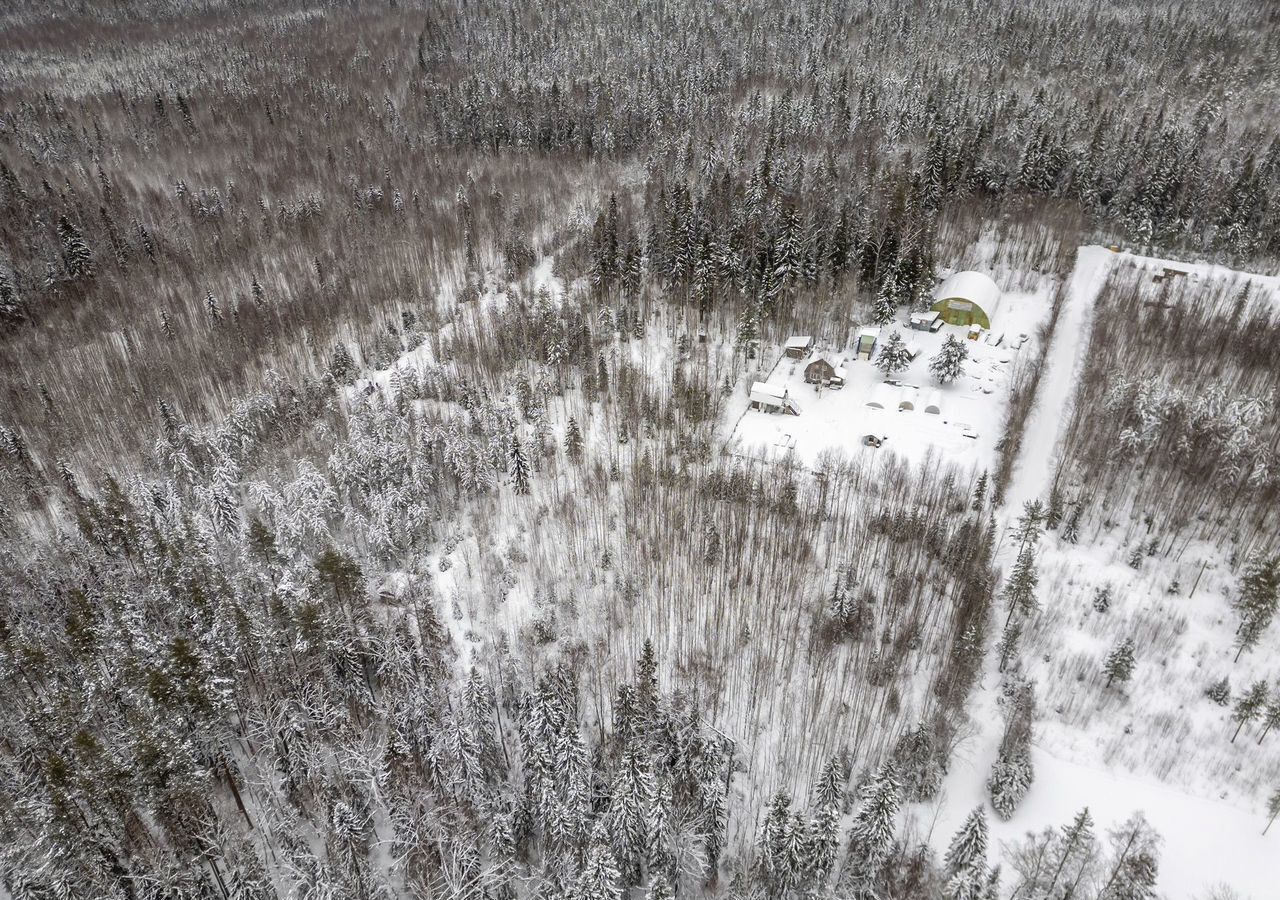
(916, 246), (1279, 900)
(728, 281), (1056, 470)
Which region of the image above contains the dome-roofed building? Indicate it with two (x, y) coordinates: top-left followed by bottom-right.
(931, 271), (1001, 329)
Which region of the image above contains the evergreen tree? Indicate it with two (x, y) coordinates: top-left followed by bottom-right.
(1103, 637), (1136, 688)
(874, 330), (913, 377)
(1002, 545), (1039, 626)
(971, 471), (989, 511)
(988, 748), (1033, 820)
(944, 807), (988, 878)
(1232, 554), (1279, 661)
(565, 417), (584, 459)
(330, 343), (358, 385)
(1230, 680), (1269, 742)
(1092, 585), (1113, 614)
(510, 433), (531, 495)
(1205, 675), (1231, 707)
(844, 763), (902, 878)
(929, 335), (968, 383)
(997, 617), (1022, 673)
(1258, 689), (1280, 745)
(1265, 788), (1280, 835)
(58, 215), (94, 280)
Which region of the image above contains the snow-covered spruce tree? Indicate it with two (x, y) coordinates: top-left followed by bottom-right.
(564, 416), (584, 459)
(1102, 637), (1136, 688)
(509, 433), (531, 495)
(943, 807), (988, 879)
(1092, 585), (1113, 614)
(330, 343), (358, 385)
(58, 214), (93, 280)
(871, 279), (898, 326)
(841, 763), (902, 889)
(987, 750), (1033, 821)
(1205, 675), (1231, 706)
(929, 335), (968, 384)
(891, 723), (941, 802)
(874, 329), (913, 377)
(1002, 544), (1039, 627)
(989, 677), (1035, 820)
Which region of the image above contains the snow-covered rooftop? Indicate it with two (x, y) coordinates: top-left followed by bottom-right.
(936, 270), (1001, 309)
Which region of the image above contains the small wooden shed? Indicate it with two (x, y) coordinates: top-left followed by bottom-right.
(784, 335), (814, 359)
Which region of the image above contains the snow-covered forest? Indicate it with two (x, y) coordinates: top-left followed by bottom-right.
(1, 1), (1278, 898)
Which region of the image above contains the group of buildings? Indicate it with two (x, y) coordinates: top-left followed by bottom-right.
(748, 270), (1001, 417)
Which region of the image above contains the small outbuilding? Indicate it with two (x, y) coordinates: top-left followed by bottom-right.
(750, 382), (801, 415)
(924, 390), (943, 415)
(898, 386), (916, 411)
(855, 326), (881, 360)
(909, 310), (942, 332)
(784, 335), (815, 359)
(932, 271), (1001, 329)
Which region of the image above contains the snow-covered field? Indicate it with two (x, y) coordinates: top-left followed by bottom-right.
(728, 282), (1057, 470)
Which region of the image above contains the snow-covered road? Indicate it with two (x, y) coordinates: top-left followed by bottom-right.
(1000, 245), (1113, 513)
(919, 246), (1277, 899)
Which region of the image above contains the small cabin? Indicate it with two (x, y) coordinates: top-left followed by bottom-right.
(784, 335), (815, 359)
(855, 326), (881, 360)
(750, 382), (801, 415)
(804, 354), (845, 387)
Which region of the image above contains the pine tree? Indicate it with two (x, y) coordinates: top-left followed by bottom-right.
(1258, 689), (1280, 745)
(1045, 486), (1064, 530)
(330, 343), (358, 385)
(1265, 788), (1280, 835)
(1205, 675), (1231, 706)
(1103, 638), (1135, 688)
(509, 434), (531, 495)
(564, 417), (584, 459)
(988, 748), (1033, 820)
(844, 763), (902, 878)
(871, 281), (897, 326)
(971, 471), (989, 511)
(1061, 504), (1082, 544)
(1002, 545), (1039, 627)
(1092, 585), (1113, 614)
(1232, 554), (1279, 661)
(944, 807), (989, 878)
(1230, 681), (1269, 742)
(58, 215), (94, 280)
(997, 617), (1022, 673)
(929, 335), (968, 384)
(874, 329), (913, 377)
